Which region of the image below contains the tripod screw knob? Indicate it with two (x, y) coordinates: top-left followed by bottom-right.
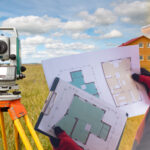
(21, 66), (26, 72)
(19, 73), (26, 79)
(13, 91), (21, 95)
(10, 54), (16, 60)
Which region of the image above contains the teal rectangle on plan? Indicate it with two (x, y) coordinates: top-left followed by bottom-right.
(71, 77), (85, 85)
(87, 107), (105, 123)
(68, 96), (84, 117)
(85, 83), (96, 89)
(99, 124), (110, 140)
(71, 120), (89, 144)
(85, 83), (98, 94)
(68, 96), (105, 123)
(68, 97), (94, 122)
(85, 87), (97, 94)
(70, 81), (81, 88)
(70, 71), (83, 79)
(99, 128), (109, 140)
(56, 115), (76, 136)
(103, 123), (111, 131)
(90, 122), (103, 137)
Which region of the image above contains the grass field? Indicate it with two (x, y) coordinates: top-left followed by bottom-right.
(0, 64), (145, 150)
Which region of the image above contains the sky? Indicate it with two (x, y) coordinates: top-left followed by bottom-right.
(0, 0), (150, 63)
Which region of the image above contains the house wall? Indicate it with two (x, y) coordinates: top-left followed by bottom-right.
(125, 36), (150, 70)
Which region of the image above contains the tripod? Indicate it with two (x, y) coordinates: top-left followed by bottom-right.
(0, 98), (44, 150)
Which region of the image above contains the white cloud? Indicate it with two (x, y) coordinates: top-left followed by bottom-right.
(32, 49), (81, 59)
(2, 15), (62, 35)
(100, 29), (123, 39)
(21, 35), (54, 45)
(114, 1), (150, 25)
(45, 41), (95, 50)
(21, 35), (95, 60)
(62, 20), (92, 32)
(79, 8), (117, 26)
(52, 32), (64, 37)
(120, 17), (131, 23)
(94, 29), (103, 34)
(0, 15), (93, 35)
(1, 7), (117, 36)
(71, 32), (91, 39)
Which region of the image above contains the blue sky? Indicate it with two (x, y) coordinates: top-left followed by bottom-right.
(0, 0), (149, 63)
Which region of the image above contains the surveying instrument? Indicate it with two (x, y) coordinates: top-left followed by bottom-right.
(0, 28), (44, 150)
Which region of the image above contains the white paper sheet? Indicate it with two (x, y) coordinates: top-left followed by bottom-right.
(42, 45), (150, 117)
(36, 78), (127, 150)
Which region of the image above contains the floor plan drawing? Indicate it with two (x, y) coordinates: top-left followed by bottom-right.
(56, 95), (110, 144)
(35, 78), (127, 150)
(42, 45), (150, 116)
(70, 71), (99, 97)
(102, 58), (141, 107)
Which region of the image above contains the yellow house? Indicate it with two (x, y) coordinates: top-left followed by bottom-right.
(120, 35), (150, 70)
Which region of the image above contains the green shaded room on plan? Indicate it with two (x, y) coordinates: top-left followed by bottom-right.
(70, 71), (99, 97)
(56, 95), (111, 144)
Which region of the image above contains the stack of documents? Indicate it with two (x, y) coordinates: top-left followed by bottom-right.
(35, 45), (150, 150)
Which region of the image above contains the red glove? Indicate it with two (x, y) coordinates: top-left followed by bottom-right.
(131, 68), (150, 150)
(132, 68), (150, 97)
(49, 127), (83, 150)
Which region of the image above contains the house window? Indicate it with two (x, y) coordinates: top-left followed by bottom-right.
(140, 56), (144, 60)
(148, 56), (150, 60)
(139, 43), (143, 48)
(147, 43), (150, 48)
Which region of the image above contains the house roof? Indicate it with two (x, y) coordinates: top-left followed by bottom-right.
(119, 35), (149, 47)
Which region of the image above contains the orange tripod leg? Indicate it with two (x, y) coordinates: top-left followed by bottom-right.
(14, 124), (19, 150)
(0, 109), (8, 150)
(0, 99), (44, 150)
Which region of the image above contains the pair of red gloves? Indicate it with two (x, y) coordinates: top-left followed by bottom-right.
(49, 68), (150, 150)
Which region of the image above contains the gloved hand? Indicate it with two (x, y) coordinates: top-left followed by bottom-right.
(49, 126), (83, 150)
(132, 68), (150, 97)
(132, 68), (150, 150)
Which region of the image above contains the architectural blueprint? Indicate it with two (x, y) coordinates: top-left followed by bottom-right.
(42, 45), (150, 117)
(35, 78), (127, 150)
(102, 58), (141, 107)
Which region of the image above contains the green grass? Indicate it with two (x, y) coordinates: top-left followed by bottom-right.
(0, 64), (52, 150)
